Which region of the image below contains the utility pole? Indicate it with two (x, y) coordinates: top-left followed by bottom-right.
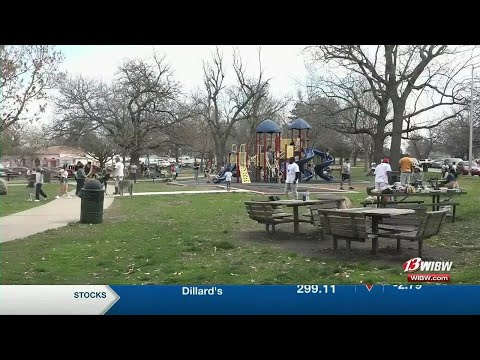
(469, 66), (474, 173)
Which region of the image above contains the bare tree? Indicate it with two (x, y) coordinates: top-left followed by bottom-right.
(1, 45), (63, 132)
(49, 53), (195, 165)
(306, 45), (479, 166)
(199, 47), (272, 170)
(406, 128), (442, 159)
(78, 130), (117, 168)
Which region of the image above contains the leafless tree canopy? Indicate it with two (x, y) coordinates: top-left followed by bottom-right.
(198, 47), (283, 170)
(306, 45), (479, 165)
(1, 45), (63, 132)
(48, 53), (196, 165)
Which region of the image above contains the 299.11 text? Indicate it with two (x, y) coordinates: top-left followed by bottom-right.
(296, 285), (336, 294)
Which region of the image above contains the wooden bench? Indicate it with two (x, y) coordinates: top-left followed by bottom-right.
(376, 205), (427, 238)
(303, 200), (341, 224)
(377, 210), (448, 257)
(422, 202), (459, 222)
(244, 201), (294, 233)
(317, 210), (378, 255)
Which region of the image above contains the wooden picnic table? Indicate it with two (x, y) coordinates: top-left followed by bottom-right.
(373, 190), (467, 210)
(268, 199), (329, 235)
(322, 207), (415, 254)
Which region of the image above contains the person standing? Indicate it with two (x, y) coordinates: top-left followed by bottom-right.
(130, 163), (138, 183)
(205, 161), (212, 183)
(399, 153), (413, 186)
(340, 158), (354, 190)
(225, 169), (233, 192)
(193, 161), (200, 181)
(285, 157), (300, 199)
(374, 158), (392, 190)
(56, 164), (71, 199)
(112, 157), (124, 195)
(84, 161), (92, 178)
(175, 163), (180, 181)
(34, 159), (48, 202)
(75, 163), (87, 196)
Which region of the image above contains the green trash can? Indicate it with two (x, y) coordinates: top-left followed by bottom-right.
(80, 179), (105, 224)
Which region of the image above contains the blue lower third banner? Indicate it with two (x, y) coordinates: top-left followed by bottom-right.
(107, 285), (480, 315)
(1, 285), (480, 315)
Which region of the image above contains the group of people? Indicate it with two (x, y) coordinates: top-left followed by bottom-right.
(372, 153), (460, 191)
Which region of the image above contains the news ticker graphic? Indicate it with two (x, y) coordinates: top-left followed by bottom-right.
(1, 285), (480, 315)
(0, 285), (119, 315)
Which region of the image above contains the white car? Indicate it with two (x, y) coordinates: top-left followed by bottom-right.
(178, 156), (195, 167)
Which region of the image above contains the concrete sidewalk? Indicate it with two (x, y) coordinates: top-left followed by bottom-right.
(0, 194), (114, 243)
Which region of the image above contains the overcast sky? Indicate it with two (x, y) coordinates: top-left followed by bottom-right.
(59, 45), (308, 95)
(36, 45), (310, 126)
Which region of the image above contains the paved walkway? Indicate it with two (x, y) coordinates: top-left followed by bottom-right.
(1, 184), (354, 243)
(1, 192), (115, 243)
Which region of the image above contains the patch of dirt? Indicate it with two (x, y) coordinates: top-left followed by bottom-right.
(237, 222), (457, 266)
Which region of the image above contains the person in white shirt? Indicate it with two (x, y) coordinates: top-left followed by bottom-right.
(374, 158), (392, 190)
(285, 157), (300, 198)
(225, 170), (233, 191)
(340, 158), (354, 190)
(112, 157), (124, 195)
(55, 164), (71, 199)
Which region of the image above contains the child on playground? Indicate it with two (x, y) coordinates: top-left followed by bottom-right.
(225, 169), (233, 191)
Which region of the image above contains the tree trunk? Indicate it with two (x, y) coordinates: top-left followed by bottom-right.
(215, 139), (227, 172)
(130, 151), (140, 166)
(373, 134), (385, 165)
(390, 103), (405, 171)
(364, 152), (369, 172)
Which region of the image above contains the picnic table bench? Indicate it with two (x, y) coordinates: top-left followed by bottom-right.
(361, 200), (425, 207)
(244, 201), (294, 234)
(377, 210), (448, 257)
(316, 210), (377, 255)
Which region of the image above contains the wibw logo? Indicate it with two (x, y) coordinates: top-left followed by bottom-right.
(403, 257), (453, 273)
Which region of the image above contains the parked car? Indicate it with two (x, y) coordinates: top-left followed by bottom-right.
(0, 167), (22, 180)
(418, 159), (435, 167)
(430, 160), (444, 169)
(11, 166), (30, 176)
(179, 156), (195, 167)
(445, 158), (465, 166)
(462, 162), (480, 176)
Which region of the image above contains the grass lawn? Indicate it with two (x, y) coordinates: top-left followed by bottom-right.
(0, 183), (60, 217)
(131, 182), (222, 193)
(1, 172), (479, 285)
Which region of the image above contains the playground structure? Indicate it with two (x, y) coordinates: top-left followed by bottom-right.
(213, 118), (335, 184)
(213, 144), (251, 184)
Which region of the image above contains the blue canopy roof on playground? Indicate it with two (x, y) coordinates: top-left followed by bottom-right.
(288, 118), (311, 130)
(255, 119), (282, 134)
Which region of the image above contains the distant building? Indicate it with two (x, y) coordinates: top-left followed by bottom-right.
(33, 146), (96, 168)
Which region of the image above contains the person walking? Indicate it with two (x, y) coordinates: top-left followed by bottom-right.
(34, 159), (48, 202)
(340, 158), (354, 190)
(112, 157), (124, 195)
